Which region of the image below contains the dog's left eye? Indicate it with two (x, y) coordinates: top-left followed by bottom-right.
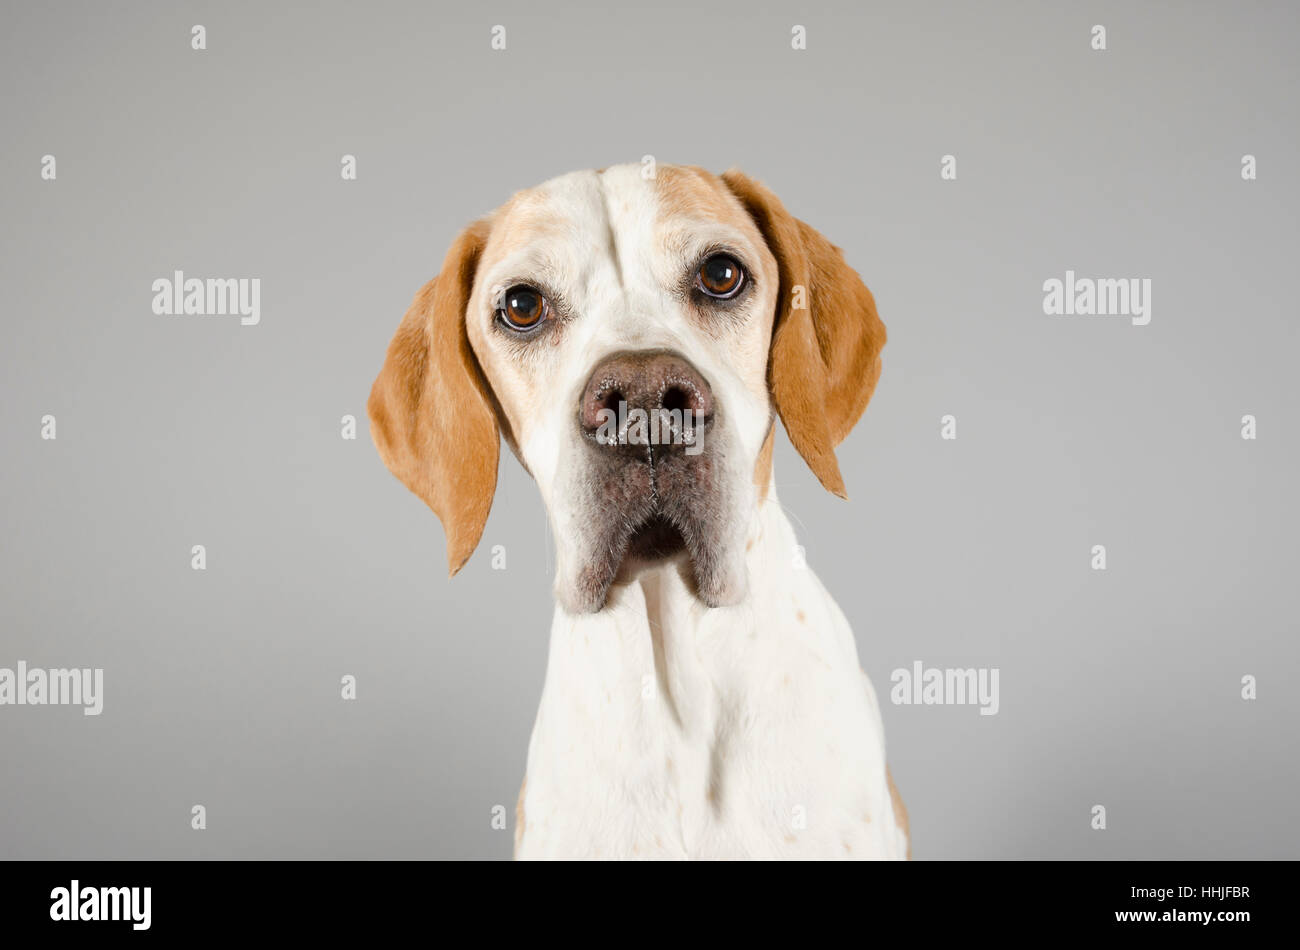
(696, 255), (745, 299)
(498, 285), (549, 330)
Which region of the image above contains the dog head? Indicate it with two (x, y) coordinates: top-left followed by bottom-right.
(368, 164), (885, 614)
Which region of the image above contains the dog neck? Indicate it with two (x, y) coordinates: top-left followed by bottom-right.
(520, 480), (901, 858)
(540, 484), (831, 720)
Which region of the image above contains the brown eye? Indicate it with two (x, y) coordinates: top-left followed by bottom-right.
(696, 254), (745, 299)
(499, 285), (548, 330)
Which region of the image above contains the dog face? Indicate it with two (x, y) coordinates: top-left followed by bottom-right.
(368, 164), (886, 614)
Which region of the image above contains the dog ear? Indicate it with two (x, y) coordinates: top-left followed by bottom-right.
(367, 219), (499, 575)
(721, 169), (887, 498)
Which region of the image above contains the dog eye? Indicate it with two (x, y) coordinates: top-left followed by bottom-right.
(498, 285), (548, 330)
(696, 255), (745, 299)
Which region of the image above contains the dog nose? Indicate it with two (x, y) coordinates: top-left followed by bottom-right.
(578, 350), (714, 448)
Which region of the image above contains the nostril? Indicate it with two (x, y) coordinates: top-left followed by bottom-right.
(661, 380), (712, 421)
(581, 383), (626, 432)
(661, 385), (690, 416)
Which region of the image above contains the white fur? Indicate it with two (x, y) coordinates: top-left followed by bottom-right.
(516, 488), (906, 859)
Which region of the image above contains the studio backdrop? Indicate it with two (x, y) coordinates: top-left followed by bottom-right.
(1, 0), (1296, 859)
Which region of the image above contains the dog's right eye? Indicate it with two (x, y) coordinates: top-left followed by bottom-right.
(498, 285), (549, 331)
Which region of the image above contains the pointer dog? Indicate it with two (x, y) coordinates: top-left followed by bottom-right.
(368, 164), (908, 859)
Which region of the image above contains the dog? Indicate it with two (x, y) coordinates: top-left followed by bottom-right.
(368, 164), (908, 859)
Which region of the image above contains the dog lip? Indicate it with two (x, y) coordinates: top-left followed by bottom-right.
(569, 437), (723, 612)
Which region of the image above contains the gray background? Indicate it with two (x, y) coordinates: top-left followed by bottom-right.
(1, 0), (1296, 859)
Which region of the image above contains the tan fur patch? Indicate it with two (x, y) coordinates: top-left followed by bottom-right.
(654, 165), (750, 222)
(719, 169), (887, 499)
(887, 766), (911, 860)
(367, 219), (500, 575)
(753, 422), (775, 499)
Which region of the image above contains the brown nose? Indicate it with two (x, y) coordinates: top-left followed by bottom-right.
(578, 350), (714, 452)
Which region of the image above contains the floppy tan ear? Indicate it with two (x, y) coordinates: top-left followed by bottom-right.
(367, 219), (499, 575)
(721, 169), (886, 498)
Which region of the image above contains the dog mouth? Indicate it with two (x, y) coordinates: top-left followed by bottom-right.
(624, 513), (687, 562)
(566, 444), (735, 613)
